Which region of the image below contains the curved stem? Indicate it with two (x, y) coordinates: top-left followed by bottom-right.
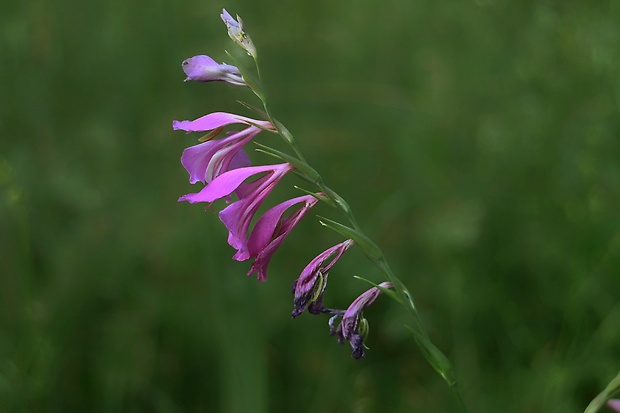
(250, 56), (469, 413)
(585, 369), (620, 413)
(452, 385), (469, 413)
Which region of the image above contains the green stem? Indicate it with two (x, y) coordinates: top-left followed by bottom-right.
(249, 55), (469, 413)
(452, 385), (469, 413)
(585, 369), (620, 413)
(254, 54), (264, 84)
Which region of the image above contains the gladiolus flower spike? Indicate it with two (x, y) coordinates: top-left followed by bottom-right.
(171, 10), (464, 378)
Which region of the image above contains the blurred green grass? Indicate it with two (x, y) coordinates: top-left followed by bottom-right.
(1, 0), (619, 412)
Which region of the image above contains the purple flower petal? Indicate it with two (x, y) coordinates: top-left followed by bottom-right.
(220, 9), (256, 58)
(291, 239), (354, 318)
(173, 112), (272, 133)
(215, 163), (294, 260)
(180, 126), (259, 184)
(247, 194), (318, 257)
(339, 281), (393, 359)
(220, 9), (240, 29)
(608, 400), (620, 413)
(181, 55), (246, 85)
(178, 164), (287, 204)
(228, 148), (251, 171)
(246, 194), (320, 281)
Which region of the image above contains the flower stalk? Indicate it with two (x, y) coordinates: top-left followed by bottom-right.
(585, 369), (620, 413)
(235, 16), (468, 411)
(174, 9), (469, 412)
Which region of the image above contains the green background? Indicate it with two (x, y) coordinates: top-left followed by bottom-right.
(2, 0), (619, 412)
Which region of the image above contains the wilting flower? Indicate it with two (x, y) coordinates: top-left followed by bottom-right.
(246, 194), (320, 281)
(181, 55), (246, 86)
(173, 112), (273, 184)
(330, 282), (393, 359)
(608, 400), (620, 413)
(179, 163), (294, 260)
(221, 9), (257, 58)
(291, 239), (354, 318)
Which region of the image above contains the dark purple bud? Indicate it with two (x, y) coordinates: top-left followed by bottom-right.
(338, 282), (393, 359)
(291, 240), (354, 318)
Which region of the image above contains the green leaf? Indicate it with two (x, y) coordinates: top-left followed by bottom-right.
(237, 101), (271, 121)
(317, 217), (382, 259)
(253, 142), (320, 181)
(224, 50), (265, 101)
(406, 326), (457, 386)
(272, 119), (295, 144)
(585, 369), (620, 413)
(292, 186), (333, 205)
(352, 275), (403, 304)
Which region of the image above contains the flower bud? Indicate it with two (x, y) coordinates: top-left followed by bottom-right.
(221, 9), (257, 58)
(181, 55), (246, 86)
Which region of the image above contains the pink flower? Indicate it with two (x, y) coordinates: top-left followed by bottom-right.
(173, 111), (272, 134)
(291, 240), (354, 318)
(181, 131), (253, 185)
(181, 55), (245, 86)
(179, 163), (294, 260)
(173, 112), (273, 184)
(246, 194), (320, 281)
(330, 282), (393, 359)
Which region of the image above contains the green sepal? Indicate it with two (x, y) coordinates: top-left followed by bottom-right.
(198, 126), (224, 142)
(224, 50), (265, 102)
(584, 369), (620, 413)
(253, 142), (320, 181)
(402, 288), (419, 312)
(241, 119), (276, 134)
(352, 275), (403, 304)
(358, 318), (370, 342)
(309, 270), (325, 302)
(291, 170), (319, 186)
(327, 190), (351, 214)
(236, 97), (294, 147)
(406, 325), (457, 387)
(292, 186), (333, 206)
(272, 119), (295, 145)
(237, 101), (271, 122)
(317, 217), (382, 259)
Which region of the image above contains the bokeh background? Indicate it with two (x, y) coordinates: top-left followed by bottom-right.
(2, 0), (619, 412)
